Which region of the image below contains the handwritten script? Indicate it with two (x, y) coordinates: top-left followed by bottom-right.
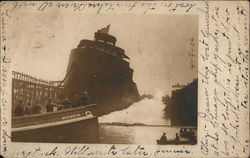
(9, 1), (196, 14)
(10, 145), (191, 158)
(198, 1), (249, 157)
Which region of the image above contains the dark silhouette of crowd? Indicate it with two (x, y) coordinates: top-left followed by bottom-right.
(14, 91), (90, 117)
(14, 100), (42, 116)
(180, 128), (196, 142)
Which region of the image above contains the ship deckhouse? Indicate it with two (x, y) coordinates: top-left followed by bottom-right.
(77, 25), (130, 61)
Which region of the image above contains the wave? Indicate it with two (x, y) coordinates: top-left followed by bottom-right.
(99, 94), (170, 126)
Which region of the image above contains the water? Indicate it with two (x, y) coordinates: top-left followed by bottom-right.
(98, 94), (182, 144)
(99, 124), (180, 144)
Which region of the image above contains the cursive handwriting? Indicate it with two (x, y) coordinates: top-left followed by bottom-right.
(6, 1), (197, 14)
(198, 1), (249, 157)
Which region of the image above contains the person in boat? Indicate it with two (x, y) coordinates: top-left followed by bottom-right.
(175, 133), (180, 142)
(187, 129), (195, 141)
(180, 128), (184, 133)
(180, 128), (188, 137)
(159, 133), (168, 143)
(14, 100), (25, 116)
(80, 91), (90, 106)
(46, 98), (54, 112)
(184, 128), (187, 133)
(180, 128), (184, 137)
(31, 100), (42, 114)
(62, 98), (72, 109)
(55, 96), (64, 110)
(24, 102), (32, 115)
(73, 95), (81, 107)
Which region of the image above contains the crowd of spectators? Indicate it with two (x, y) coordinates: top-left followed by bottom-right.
(14, 91), (90, 117)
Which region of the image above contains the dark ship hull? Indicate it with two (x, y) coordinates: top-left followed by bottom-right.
(170, 79), (198, 126)
(163, 79), (198, 126)
(64, 28), (140, 116)
(12, 105), (99, 143)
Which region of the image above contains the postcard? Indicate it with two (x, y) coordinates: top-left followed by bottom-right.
(0, 1), (249, 157)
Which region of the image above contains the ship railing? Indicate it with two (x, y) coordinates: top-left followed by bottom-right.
(78, 40), (130, 61)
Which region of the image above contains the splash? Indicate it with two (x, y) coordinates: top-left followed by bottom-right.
(99, 93), (170, 125)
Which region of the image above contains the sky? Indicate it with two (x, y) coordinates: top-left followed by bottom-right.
(11, 12), (198, 96)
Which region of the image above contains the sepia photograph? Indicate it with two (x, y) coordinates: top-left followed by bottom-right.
(1, 1), (249, 157)
(11, 13), (198, 145)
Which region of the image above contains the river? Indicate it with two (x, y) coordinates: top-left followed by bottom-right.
(98, 95), (183, 144)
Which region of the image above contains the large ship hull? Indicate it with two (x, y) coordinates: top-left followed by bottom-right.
(170, 79), (198, 126)
(64, 47), (140, 116)
(12, 105), (99, 143)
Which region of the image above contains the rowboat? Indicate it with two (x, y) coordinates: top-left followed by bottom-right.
(12, 104), (99, 143)
(156, 139), (197, 145)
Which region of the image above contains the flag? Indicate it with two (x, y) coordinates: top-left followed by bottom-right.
(98, 24), (110, 34)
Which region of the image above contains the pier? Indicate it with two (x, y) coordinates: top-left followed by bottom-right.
(12, 71), (64, 112)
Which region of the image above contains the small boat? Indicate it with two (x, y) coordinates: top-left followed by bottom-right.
(12, 104), (99, 143)
(156, 139), (197, 145)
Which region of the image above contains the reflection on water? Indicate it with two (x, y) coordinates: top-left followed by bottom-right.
(99, 124), (181, 144)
